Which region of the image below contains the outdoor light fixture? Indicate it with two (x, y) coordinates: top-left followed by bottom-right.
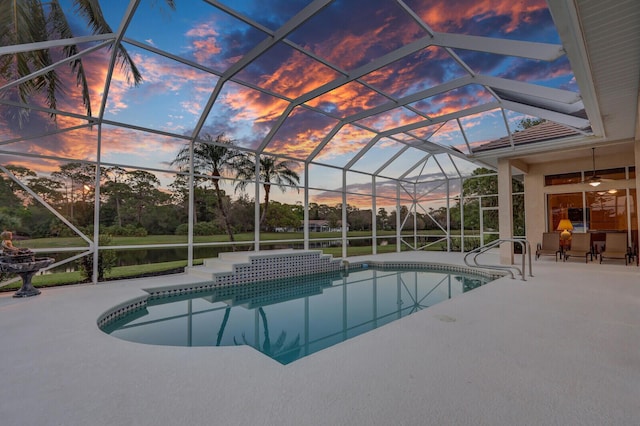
(586, 147), (602, 186)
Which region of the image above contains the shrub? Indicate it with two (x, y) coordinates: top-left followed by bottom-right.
(194, 222), (216, 236)
(77, 235), (117, 281)
(174, 223), (188, 235)
(449, 237), (482, 252)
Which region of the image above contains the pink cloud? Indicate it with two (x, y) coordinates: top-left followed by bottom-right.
(185, 23), (223, 64)
(414, 0), (548, 35)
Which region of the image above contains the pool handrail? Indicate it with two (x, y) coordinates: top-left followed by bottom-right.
(464, 238), (533, 281)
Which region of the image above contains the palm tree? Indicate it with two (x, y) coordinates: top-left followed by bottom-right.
(0, 0), (175, 124)
(171, 134), (241, 243)
(234, 307), (301, 364)
(235, 154), (300, 230)
(215, 307), (231, 346)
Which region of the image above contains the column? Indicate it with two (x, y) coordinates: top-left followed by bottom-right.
(498, 158), (514, 265)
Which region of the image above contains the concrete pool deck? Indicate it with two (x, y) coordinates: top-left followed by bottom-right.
(1, 251), (639, 425)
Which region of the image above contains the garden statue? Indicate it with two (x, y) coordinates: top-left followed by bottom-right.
(0, 231), (54, 298)
(2, 231), (34, 258)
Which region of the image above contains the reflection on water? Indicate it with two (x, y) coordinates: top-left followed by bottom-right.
(46, 241), (349, 272)
(103, 268), (490, 364)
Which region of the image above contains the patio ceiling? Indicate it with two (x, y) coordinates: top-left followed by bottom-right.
(475, 0), (640, 167)
(0, 0), (638, 181)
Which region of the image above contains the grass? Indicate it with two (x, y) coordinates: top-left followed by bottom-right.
(20, 231), (404, 249)
(0, 259), (206, 292)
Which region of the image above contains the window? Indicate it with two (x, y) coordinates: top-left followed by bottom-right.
(545, 166), (631, 186)
(548, 190), (636, 234)
(586, 190), (628, 231)
(547, 193), (583, 232)
(596, 168), (626, 181)
(545, 172), (582, 186)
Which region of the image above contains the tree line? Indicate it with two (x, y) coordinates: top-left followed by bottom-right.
(1, 140), (520, 240)
(0, 134), (401, 238)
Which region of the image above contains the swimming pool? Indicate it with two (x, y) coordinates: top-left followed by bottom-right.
(101, 266), (494, 364)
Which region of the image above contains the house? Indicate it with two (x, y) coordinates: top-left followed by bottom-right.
(302, 220), (349, 232)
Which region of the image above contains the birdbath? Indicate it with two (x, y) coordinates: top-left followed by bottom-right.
(0, 255), (55, 298)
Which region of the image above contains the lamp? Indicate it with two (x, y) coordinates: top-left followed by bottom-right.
(557, 219), (574, 242)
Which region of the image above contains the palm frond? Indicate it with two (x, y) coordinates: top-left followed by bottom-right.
(0, 1), (55, 125)
(114, 44), (143, 86)
(73, 0), (143, 85)
(64, 0), (175, 86)
(234, 154), (300, 192)
(72, 0), (112, 35)
(50, 0), (92, 117)
(1, 0), (179, 126)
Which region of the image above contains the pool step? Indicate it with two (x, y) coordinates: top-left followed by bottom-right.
(186, 249), (343, 285)
(185, 252), (258, 278)
(185, 259), (235, 279)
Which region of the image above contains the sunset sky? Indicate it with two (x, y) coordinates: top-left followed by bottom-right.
(0, 0), (581, 207)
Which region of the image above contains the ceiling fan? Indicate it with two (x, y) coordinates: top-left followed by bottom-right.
(583, 147), (609, 187)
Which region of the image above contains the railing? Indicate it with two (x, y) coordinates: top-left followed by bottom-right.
(464, 238), (533, 281)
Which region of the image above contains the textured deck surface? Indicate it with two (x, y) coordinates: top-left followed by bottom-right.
(1, 251), (638, 426)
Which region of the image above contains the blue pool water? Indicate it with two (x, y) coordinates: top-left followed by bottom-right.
(102, 268), (491, 364)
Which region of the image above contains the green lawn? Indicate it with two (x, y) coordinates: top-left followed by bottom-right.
(1, 259), (205, 291)
(20, 230), (403, 249)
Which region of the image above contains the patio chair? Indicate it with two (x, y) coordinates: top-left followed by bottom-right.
(563, 233), (593, 263)
(536, 232), (561, 261)
(630, 242), (638, 266)
(599, 233), (629, 265)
